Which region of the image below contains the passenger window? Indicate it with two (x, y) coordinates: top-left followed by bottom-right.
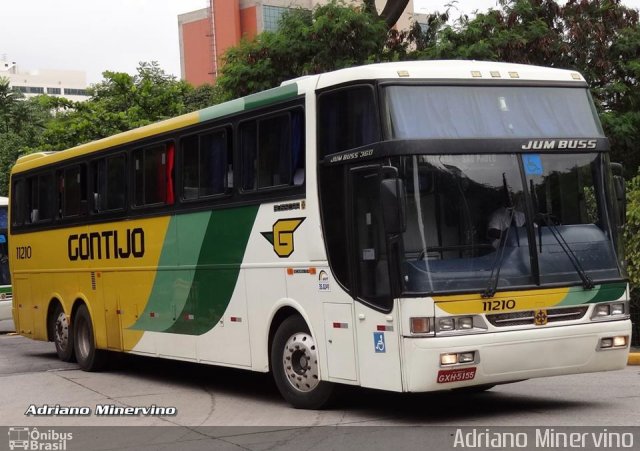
(181, 129), (231, 200)
(55, 166), (86, 219)
(134, 143), (174, 206)
(11, 179), (26, 226)
(240, 109), (305, 192)
(21, 173), (55, 224)
(318, 86), (378, 158)
(91, 155), (126, 213)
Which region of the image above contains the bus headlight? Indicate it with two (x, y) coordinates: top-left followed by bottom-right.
(438, 318), (455, 331)
(457, 317), (474, 330)
(591, 301), (629, 321)
(598, 335), (628, 350)
(610, 303), (625, 316)
(593, 304), (610, 317)
(440, 351), (477, 366)
(434, 315), (486, 334)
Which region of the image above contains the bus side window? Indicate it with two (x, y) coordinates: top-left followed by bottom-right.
(11, 179), (26, 226)
(181, 129), (231, 201)
(240, 110), (303, 192)
(106, 155), (126, 210)
(240, 122), (257, 191)
(200, 130), (230, 197)
(318, 86), (378, 158)
(62, 165), (87, 218)
(134, 143), (173, 207)
(23, 173), (54, 224)
(292, 110), (305, 186)
(91, 155), (127, 213)
(37, 173), (54, 221)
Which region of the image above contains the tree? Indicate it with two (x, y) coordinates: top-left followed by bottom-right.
(217, 1), (388, 99)
(38, 62), (197, 152)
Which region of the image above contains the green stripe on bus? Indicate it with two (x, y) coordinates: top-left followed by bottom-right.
(198, 99), (245, 123)
(244, 83), (299, 110)
(587, 282), (626, 303)
(558, 282), (627, 306)
(163, 205), (259, 335)
(131, 212), (211, 332)
(0, 285), (11, 294)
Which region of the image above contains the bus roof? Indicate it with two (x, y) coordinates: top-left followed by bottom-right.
(12, 60), (586, 174)
(311, 60), (585, 90)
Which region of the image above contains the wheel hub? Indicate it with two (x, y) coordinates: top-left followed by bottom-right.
(283, 332), (319, 393)
(55, 312), (69, 350)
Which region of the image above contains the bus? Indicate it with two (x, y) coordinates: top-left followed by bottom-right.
(9, 61), (631, 409)
(0, 197), (12, 321)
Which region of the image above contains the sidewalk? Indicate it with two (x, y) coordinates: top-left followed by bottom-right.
(629, 347), (640, 365)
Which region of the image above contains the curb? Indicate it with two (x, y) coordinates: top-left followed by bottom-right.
(629, 353), (640, 366)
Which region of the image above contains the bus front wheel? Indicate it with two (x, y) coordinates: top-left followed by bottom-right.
(271, 315), (334, 409)
(73, 304), (107, 371)
(52, 304), (75, 362)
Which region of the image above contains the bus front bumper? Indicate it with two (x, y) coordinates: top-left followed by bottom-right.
(402, 319), (631, 392)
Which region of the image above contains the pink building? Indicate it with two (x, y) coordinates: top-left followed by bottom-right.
(178, 0), (414, 86)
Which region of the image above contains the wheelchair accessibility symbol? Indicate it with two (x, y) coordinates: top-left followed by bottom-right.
(373, 332), (386, 353)
(523, 154), (543, 176)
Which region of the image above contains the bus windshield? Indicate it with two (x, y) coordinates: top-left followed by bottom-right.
(384, 85), (604, 139)
(398, 153), (621, 294)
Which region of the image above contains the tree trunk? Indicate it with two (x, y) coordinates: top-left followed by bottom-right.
(363, 0), (410, 29)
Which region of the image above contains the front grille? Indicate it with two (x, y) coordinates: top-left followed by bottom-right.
(486, 306), (589, 327)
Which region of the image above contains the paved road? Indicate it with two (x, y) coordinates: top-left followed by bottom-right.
(0, 333), (639, 429)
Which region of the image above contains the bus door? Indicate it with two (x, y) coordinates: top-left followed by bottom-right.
(349, 165), (403, 391)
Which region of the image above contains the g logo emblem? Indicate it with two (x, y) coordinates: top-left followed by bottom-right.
(261, 218), (305, 258)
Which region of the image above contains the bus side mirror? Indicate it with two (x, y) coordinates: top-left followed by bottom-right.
(380, 178), (406, 235)
(610, 162), (626, 224)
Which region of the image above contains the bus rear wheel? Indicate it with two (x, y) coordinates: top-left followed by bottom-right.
(271, 315), (334, 409)
(52, 304), (75, 362)
(73, 304), (107, 371)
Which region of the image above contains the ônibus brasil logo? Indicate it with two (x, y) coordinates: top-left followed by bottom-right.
(8, 427), (72, 450)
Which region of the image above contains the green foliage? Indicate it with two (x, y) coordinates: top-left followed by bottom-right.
(626, 173), (640, 287)
(38, 62), (196, 152)
(217, 1), (388, 98)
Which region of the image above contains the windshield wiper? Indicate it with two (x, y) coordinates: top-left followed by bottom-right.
(482, 173), (515, 299)
(536, 213), (595, 290)
(482, 207), (515, 298)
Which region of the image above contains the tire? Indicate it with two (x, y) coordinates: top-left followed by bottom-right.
(270, 315), (334, 409)
(73, 304), (108, 371)
(52, 304), (75, 362)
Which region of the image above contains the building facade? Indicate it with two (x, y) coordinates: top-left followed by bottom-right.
(1, 61), (90, 101)
(178, 0), (415, 86)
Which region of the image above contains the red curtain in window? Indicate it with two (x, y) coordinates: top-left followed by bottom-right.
(166, 143), (175, 205)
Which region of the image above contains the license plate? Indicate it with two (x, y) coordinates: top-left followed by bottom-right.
(437, 367), (477, 383)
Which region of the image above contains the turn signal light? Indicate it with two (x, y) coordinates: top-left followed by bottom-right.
(410, 317), (431, 334)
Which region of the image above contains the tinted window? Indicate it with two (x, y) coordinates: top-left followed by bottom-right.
(134, 143), (174, 206)
(181, 129), (231, 200)
(63, 166), (86, 217)
(11, 180), (26, 226)
(318, 86), (378, 158)
(91, 155), (126, 213)
(240, 109), (305, 192)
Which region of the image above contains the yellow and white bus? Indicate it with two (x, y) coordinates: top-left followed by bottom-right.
(10, 61), (631, 408)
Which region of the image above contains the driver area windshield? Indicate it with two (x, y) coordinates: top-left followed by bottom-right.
(396, 153), (620, 294)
